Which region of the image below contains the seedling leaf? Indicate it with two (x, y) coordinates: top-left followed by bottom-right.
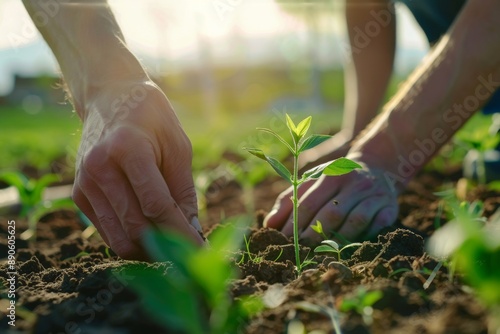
(311, 220), (324, 234)
(295, 116), (312, 139)
(285, 113), (297, 134)
(299, 134), (331, 153)
(124, 267), (204, 334)
(322, 239), (340, 250)
(256, 128), (294, 153)
(243, 148), (267, 161)
(301, 161), (333, 181)
(323, 158), (362, 176)
(314, 245), (337, 253)
(142, 230), (197, 277)
(266, 156), (292, 183)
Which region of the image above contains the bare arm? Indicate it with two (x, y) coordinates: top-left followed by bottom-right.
(352, 0), (500, 190)
(299, 0), (395, 168)
(23, 0), (203, 259)
(267, 0), (500, 241)
(344, 0), (396, 137)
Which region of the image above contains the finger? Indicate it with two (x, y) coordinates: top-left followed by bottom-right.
(111, 135), (203, 244)
(264, 180), (315, 230)
(335, 196), (389, 241)
(160, 139), (199, 228)
(363, 205), (399, 238)
(76, 169), (146, 260)
(72, 184), (110, 246)
(280, 178), (341, 236)
(84, 153), (158, 245)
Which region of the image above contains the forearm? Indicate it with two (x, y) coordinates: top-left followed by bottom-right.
(343, 0), (395, 136)
(22, 0), (148, 119)
(351, 0), (500, 190)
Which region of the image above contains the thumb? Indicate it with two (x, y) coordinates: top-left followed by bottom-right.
(264, 180), (316, 230)
(264, 186), (293, 229)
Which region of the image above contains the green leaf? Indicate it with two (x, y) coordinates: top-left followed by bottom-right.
(340, 242), (363, 252)
(298, 134), (331, 153)
(266, 156), (292, 183)
(314, 245), (337, 253)
(286, 113), (301, 144)
(31, 174), (60, 205)
(244, 147), (267, 161)
(310, 220), (324, 234)
(321, 239), (340, 250)
(295, 116), (312, 139)
(301, 161), (332, 181)
(323, 158), (362, 176)
(256, 128), (294, 154)
(285, 113), (297, 134)
(125, 267), (205, 334)
(142, 229), (197, 277)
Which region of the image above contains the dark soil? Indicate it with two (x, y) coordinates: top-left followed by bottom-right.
(1, 169), (499, 333)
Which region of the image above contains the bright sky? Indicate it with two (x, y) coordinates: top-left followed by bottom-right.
(0, 0), (428, 95)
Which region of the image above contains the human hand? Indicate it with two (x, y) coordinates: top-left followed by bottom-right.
(72, 80), (203, 260)
(264, 161), (399, 243)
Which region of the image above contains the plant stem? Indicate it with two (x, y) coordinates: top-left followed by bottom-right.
(292, 153), (301, 274)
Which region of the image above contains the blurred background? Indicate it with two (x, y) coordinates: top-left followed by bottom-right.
(0, 0), (428, 178)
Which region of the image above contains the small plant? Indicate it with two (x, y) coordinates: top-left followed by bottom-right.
(0, 171), (59, 217)
(313, 239), (363, 261)
(427, 195), (500, 333)
(245, 114), (361, 273)
(310, 220), (329, 240)
(455, 113), (500, 184)
(339, 287), (383, 326)
(125, 218), (264, 334)
(0, 171), (82, 240)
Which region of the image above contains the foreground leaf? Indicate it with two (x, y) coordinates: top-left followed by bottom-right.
(243, 148), (267, 161)
(323, 158), (362, 176)
(266, 156), (292, 183)
(299, 134), (331, 153)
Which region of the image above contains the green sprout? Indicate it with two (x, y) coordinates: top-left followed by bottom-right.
(339, 287), (383, 326)
(427, 195), (500, 332)
(244, 114), (361, 273)
(0, 171), (82, 240)
(126, 218), (264, 334)
(311, 220), (329, 240)
(313, 239), (363, 261)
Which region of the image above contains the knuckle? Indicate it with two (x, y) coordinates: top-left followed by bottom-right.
(345, 213), (370, 232)
(123, 221), (146, 243)
(82, 146), (107, 177)
(141, 194), (169, 220)
(110, 239), (139, 260)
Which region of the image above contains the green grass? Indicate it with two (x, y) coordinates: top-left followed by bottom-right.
(0, 106), (81, 173)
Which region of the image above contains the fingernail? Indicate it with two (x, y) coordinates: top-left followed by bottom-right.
(190, 216), (203, 234)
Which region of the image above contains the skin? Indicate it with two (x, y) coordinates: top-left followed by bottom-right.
(300, 0), (396, 170)
(265, 0), (500, 242)
(22, 0), (203, 260)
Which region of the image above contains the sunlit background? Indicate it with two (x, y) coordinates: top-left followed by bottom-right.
(0, 0), (429, 175)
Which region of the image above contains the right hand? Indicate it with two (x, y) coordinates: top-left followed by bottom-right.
(264, 160), (400, 243)
(72, 80), (203, 260)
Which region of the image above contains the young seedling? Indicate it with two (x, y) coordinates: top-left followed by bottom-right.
(0, 171), (84, 241)
(311, 220), (329, 240)
(339, 287), (383, 326)
(314, 239), (363, 261)
(245, 114), (361, 274)
(125, 218), (264, 334)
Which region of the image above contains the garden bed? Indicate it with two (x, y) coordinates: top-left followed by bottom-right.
(1, 168), (499, 333)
